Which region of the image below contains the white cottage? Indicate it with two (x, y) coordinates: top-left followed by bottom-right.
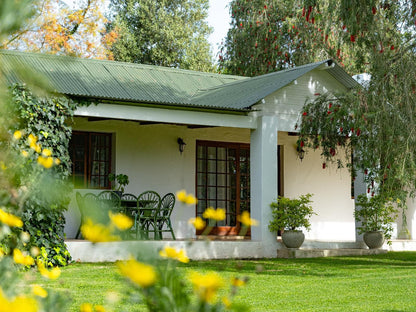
(4, 50), (401, 259)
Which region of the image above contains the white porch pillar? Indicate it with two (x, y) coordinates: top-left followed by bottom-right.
(250, 115), (279, 257)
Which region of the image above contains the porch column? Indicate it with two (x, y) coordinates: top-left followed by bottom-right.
(250, 115), (279, 257)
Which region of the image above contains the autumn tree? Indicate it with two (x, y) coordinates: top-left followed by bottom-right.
(2, 0), (115, 59)
(107, 0), (214, 71)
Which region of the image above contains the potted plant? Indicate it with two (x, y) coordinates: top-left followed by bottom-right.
(269, 193), (315, 248)
(108, 173), (129, 196)
(355, 194), (399, 249)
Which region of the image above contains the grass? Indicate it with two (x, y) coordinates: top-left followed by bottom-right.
(28, 252), (416, 311)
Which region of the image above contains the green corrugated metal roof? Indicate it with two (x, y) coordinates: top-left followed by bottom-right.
(0, 50), (357, 111)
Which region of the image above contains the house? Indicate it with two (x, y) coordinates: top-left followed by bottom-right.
(3, 50), (400, 259)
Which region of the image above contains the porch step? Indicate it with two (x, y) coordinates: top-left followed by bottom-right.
(277, 248), (388, 259)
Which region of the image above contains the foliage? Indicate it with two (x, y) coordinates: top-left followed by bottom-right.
(219, 0), (322, 76)
(8, 84), (77, 266)
(107, 0), (214, 71)
(108, 173), (129, 193)
(2, 0), (114, 59)
(354, 194), (399, 241)
(269, 194), (315, 232)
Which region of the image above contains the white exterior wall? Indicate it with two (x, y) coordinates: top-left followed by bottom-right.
(65, 68), (356, 243)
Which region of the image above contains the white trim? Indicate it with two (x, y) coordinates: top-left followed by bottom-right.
(75, 104), (257, 129)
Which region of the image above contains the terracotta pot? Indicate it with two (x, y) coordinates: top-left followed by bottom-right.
(363, 231), (385, 249)
(282, 230), (305, 248)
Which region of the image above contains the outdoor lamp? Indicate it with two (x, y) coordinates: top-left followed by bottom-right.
(177, 138), (186, 154)
(297, 146), (305, 161)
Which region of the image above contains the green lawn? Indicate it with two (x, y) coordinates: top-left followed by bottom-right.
(30, 252), (416, 311)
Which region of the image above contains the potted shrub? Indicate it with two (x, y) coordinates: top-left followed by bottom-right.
(108, 173), (129, 196)
(355, 194), (399, 249)
(269, 193), (315, 248)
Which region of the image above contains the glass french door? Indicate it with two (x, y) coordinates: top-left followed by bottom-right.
(196, 141), (250, 236)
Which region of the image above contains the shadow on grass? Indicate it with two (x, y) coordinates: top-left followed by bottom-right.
(180, 252), (416, 278)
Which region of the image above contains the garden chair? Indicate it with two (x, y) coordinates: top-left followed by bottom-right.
(120, 193), (138, 238)
(76, 192), (100, 239)
(156, 193), (176, 240)
(135, 191), (161, 239)
(97, 190), (122, 212)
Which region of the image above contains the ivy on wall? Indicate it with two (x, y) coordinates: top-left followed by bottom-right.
(7, 84), (78, 266)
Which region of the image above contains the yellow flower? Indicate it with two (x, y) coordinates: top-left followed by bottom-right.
(396, 198), (401, 204)
(0, 208), (23, 227)
(80, 303), (93, 312)
(81, 219), (120, 243)
(185, 194), (198, 205)
(30, 141), (41, 153)
(13, 249), (34, 266)
(28, 134), (37, 144)
(38, 262), (61, 280)
(94, 305), (106, 312)
(117, 258), (157, 288)
(54, 158), (61, 165)
(0, 161), (6, 170)
(176, 190), (198, 205)
(37, 156), (54, 169)
(203, 207), (226, 221)
(188, 217), (206, 230)
(238, 211), (259, 227)
(222, 296), (231, 308)
(189, 271), (224, 303)
(21, 150), (29, 158)
(41, 148), (52, 157)
(176, 190), (187, 203)
(109, 211), (133, 231)
(231, 277), (246, 287)
(10, 295), (38, 312)
(13, 130), (22, 140)
(159, 246), (189, 263)
(32, 285), (48, 298)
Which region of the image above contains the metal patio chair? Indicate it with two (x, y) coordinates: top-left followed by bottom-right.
(135, 191), (161, 239)
(156, 193), (176, 240)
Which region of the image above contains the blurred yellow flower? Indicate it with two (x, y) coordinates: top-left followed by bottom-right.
(37, 262), (61, 280)
(159, 246), (189, 263)
(189, 271), (224, 303)
(41, 148), (52, 157)
(9, 295), (38, 312)
(231, 277), (246, 287)
(37, 156), (54, 169)
(117, 258), (157, 288)
(21, 150), (29, 158)
(222, 296), (231, 308)
(13, 130), (22, 140)
(0, 161), (6, 170)
(94, 305), (106, 312)
(238, 211), (258, 227)
(13, 249), (34, 266)
(81, 219), (120, 243)
(28, 134), (37, 144)
(32, 285), (48, 298)
(0, 208), (23, 227)
(176, 190), (198, 205)
(109, 212), (133, 231)
(30, 142), (41, 154)
(203, 207), (226, 221)
(54, 158), (61, 165)
(80, 303), (93, 312)
(188, 217), (206, 230)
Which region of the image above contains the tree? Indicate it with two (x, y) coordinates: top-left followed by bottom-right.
(2, 0), (114, 59)
(219, 0), (321, 76)
(107, 0), (214, 71)
(295, 0), (416, 204)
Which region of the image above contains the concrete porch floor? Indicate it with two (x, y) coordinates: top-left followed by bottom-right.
(65, 238), (416, 262)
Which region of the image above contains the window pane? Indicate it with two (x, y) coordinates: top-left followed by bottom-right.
(197, 145), (206, 158)
(217, 147), (226, 160)
(207, 147), (216, 159)
(217, 160), (226, 173)
(207, 174), (216, 186)
(207, 160), (216, 172)
(207, 187), (216, 200)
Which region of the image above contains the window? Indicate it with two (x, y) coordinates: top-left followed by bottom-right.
(196, 141), (250, 236)
(69, 131), (112, 189)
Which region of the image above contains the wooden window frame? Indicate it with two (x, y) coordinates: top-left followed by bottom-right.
(69, 131), (112, 189)
(195, 140), (250, 236)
